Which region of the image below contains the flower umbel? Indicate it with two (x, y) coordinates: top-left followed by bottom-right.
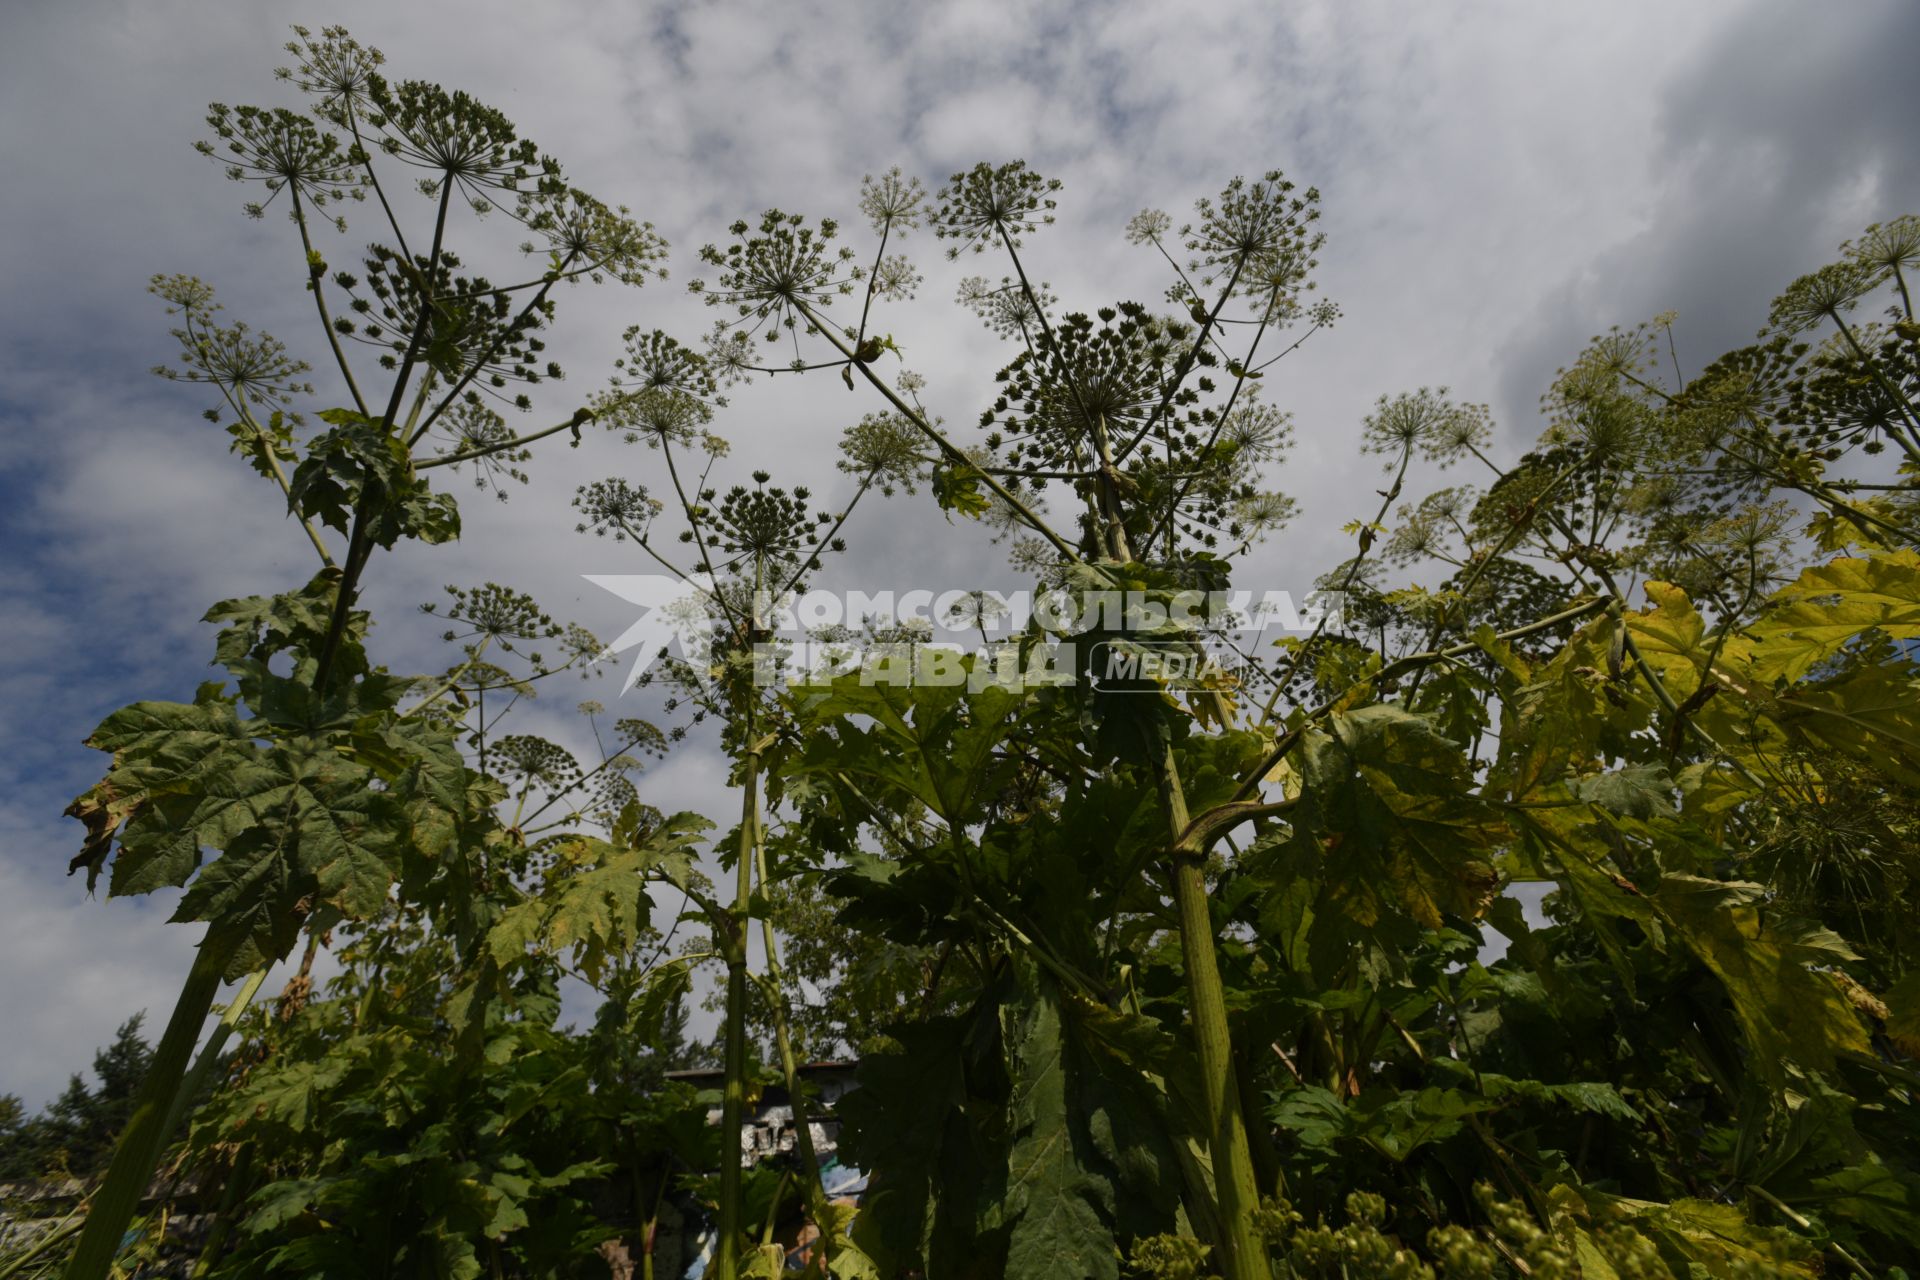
(1184, 170), (1324, 309)
(573, 477), (663, 539)
(275, 24), (385, 117)
(594, 387), (713, 449)
(611, 328), (720, 400)
(692, 210), (859, 344)
(150, 275), (316, 413)
(932, 160), (1061, 259)
(197, 104), (364, 221)
(859, 166), (927, 236)
(839, 411), (931, 496)
(1361, 387), (1490, 467)
(1125, 208), (1172, 247)
(1767, 260), (1880, 335)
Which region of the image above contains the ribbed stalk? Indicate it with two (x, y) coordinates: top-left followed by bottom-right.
(0, 1214), (83, 1280)
(160, 966), (266, 1146)
(1157, 748), (1272, 1280)
(64, 931), (236, 1280)
(753, 837), (836, 1261)
(714, 727), (761, 1280)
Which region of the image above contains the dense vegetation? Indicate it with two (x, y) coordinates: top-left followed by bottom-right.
(6, 24), (1920, 1280)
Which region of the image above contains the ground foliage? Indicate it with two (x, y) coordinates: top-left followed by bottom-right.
(15, 24), (1920, 1280)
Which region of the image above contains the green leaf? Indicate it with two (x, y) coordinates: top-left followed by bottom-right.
(1655, 875), (1872, 1085)
(1269, 1084), (1494, 1162)
(1801, 1161), (1920, 1248)
(1424, 1061), (1642, 1123)
(1742, 550), (1920, 685)
(837, 1015), (990, 1275)
(291, 410), (462, 549)
(790, 674), (1025, 826)
(1003, 979), (1119, 1280)
(485, 812), (710, 980)
(931, 462), (992, 519)
(175, 825), (303, 975)
(243, 1177), (331, 1234)
(1571, 763), (1677, 819)
(70, 698), (257, 892)
(1481, 616), (1649, 802)
(1268, 705), (1503, 932)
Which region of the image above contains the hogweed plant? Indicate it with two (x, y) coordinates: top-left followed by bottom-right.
(56, 27), (675, 1280)
(572, 351), (908, 1270)
(685, 161), (1355, 1280)
(682, 159), (1920, 1280)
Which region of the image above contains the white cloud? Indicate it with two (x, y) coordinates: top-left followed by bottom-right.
(3, 0), (1915, 1105)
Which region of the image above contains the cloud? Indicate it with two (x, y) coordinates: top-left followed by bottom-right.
(0, 823), (337, 1110)
(1492, 0), (1920, 433)
(0, 836), (195, 1109)
(2, 0), (1911, 1105)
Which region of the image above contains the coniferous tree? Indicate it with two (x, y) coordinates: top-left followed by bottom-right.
(0, 1017), (151, 1181)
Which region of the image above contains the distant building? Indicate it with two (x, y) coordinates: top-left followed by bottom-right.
(663, 1059), (861, 1167)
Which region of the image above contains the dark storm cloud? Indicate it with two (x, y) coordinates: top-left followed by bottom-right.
(1494, 0), (1920, 435)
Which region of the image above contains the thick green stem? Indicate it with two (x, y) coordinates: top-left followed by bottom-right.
(160, 967), (267, 1146)
(715, 727), (762, 1280)
(638, 1156), (666, 1280)
(63, 931), (237, 1280)
(753, 841), (837, 1260)
(1089, 413), (1135, 562)
(1156, 749), (1272, 1280)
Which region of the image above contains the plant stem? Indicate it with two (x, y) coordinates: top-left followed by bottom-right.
(1155, 747), (1272, 1280)
(159, 967), (267, 1145)
(0, 1213), (83, 1280)
(186, 1143), (252, 1280)
(1089, 413), (1134, 561)
(793, 299), (1084, 566)
(715, 696), (762, 1279)
(1829, 312), (1920, 461)
(1746, 1185), (1871, 1279)
(752, 839), (837, 1262)
(1259, 442), (1412, 722)
(63, 932), (236, 1280)
(414, 408), (592, 471)
(289, 189), (370, 418)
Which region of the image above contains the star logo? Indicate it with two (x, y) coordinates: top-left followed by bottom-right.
(583, 573), (720, 693)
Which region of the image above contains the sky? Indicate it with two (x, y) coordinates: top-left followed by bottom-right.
(2, 0), (1916, 1109)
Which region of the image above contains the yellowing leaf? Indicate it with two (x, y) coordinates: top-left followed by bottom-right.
(1625, 581), (1710, 700)
(1743, 550), (1920, 684)
(1655, 875), (1871, 1085)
